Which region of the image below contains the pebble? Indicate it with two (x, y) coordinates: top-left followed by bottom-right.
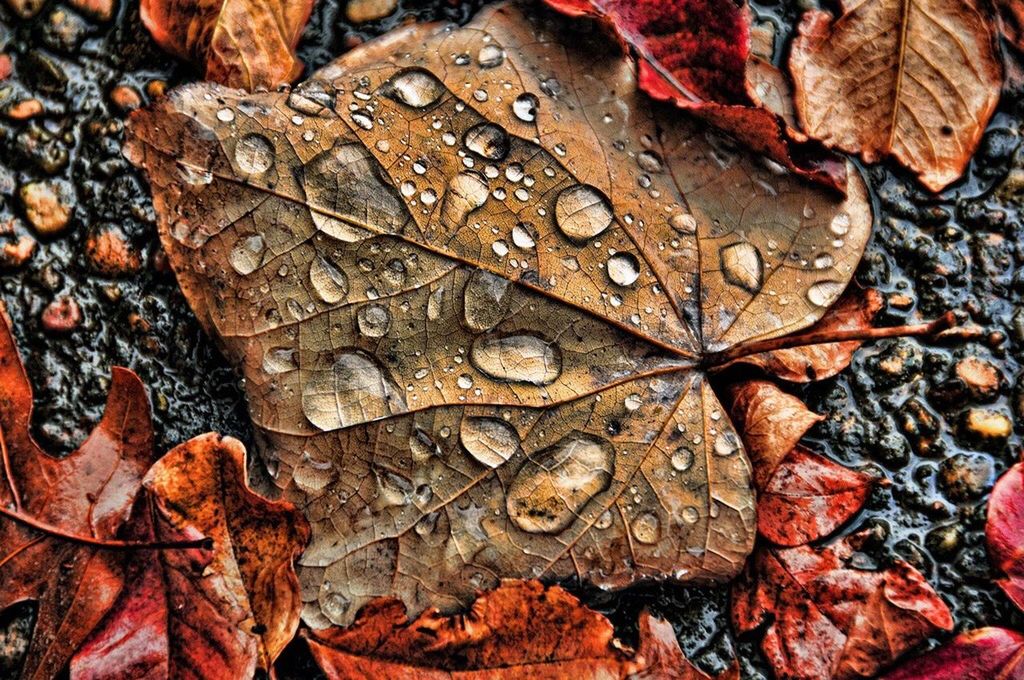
(962, 408), (1012, 441)
(939, 453), (993, 501)
(0, 217), (36, 268)
(345, 0), (397, 23)
(19, 180), (73, 235)
(0, 54), (11, 81)
(145, 79), (167, 99)
(954, 357), (1001, 398)
(109, 84), (142, 112)
(68, 0), (115, 22)
(5, 99), (43, 120)
(85, 225), (141, 276)
(5, 0), (46, 18)
(925, 524), (962, 559)
(41, 296), (81, 332)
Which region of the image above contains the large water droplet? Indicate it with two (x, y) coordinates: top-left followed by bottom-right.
(380, 68), (446, 109)
(512, 222), (537, 249)
(463, 269), (512, 332)
(229, 234), (265, 275)
(470, 334), (562, 385)
(713, 432), (739, 457)
(554, 185), (614, 242)
(806, 280), (845, 307)
(356, 303), (391, 338)
(460, 417), (520, 468)
(441, 172), (489, 226)
(636, 150), (663, 173)
(309, 256), (349, 304)
(512, 93), (539, 122)
(507, 432), (614, 534)
(464, 123), (510, 160)
(287, 79), (336, 116)
(321, 591), (351, 626)
(302, 351), (407, 430)
(294, 449), (336, 493)
(670, 447), (694, 472)
(631, 512), (661, 544)
(262, 346), (297, 374)
(669, 213), (697, 234)
(235, 133), (274, 175)
(720, 242), (764, 293)
(606, 252), (640, 287)
(477, 44), (505, 68)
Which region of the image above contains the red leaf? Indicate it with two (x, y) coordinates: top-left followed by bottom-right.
(986, 461), (1024, 612)
(732, 533), (953, 680)
(758, 446), (874, 547)
(880, 627), (1024, 680)
(306, 580), (735, 679)
(541, 0), (848, 192)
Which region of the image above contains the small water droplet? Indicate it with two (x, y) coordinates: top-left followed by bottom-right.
(463, 269), (512, 332)
(554, 185), (614, 242)
(671, 447), (694, 472)
(669, 213), (697, 234)
(379, 68), (445, 108)
(512, 222), (537, 249)
(234, 133), (274, 174)
(216, 107), (235, 122)
(287, 79), (335, 116)
(713, 432), (739, 457)
(631, 512), (660, 544)
(262, 346), (297, 374)
(512, 93), (539, 122)
(356, 303), (391, 337)
(229, 234), (265, 275)
(606, 252), (640, 287)
(636, 150), (663, 173)
(806, 280), (845, 307)
(831, 212), (851, 235)
(464, 123), (510, 160)
(477, 44), (505, 68)
(309, 256), (349, 304)
(460, 417), (520, 468)
(350, 109), (374, 130)
(681, 506), (699, 524)
(814, 253), (834, 269)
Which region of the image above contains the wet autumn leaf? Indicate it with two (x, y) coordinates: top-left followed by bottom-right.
(732, 532), (953, 680)
(997, 0), (1024, 52)
(306, 579), (735, 679)
(140, 0), (315, 91)
(789, 0), (1002, 192)
(541, 0), (848, 191)
(125, 0), (873, 628)
(0, 308), (153, 679)
(986, 460), (1024, 612)
(758, 445), (873, 547)
(72, 433), (310, 679)
(880, 627), (1024, 680)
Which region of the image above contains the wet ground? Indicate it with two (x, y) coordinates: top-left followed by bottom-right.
(0, 0), (1022, 677)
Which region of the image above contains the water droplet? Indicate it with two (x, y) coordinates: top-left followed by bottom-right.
(606, 252), (640, 287)
(350, 109), (374, 130)
(216, 107), (235, 122)
(309, 256), (349, 304)
(505, 163), (524, 182)
(507, 432), (614, 533)
(470, 334), (562, 385)
(631, 512), (660, 544)
(427, 286), (445, 321)
(356, 303), (391, 337)
(554, 185), (614, 242)
(229, 234), (265, 275)
(477, 44), (505, 68)
(457, 373), (474, 389)
(410, 427), (440, 462)
(420, 188), (437, 205)
(540, 77), (561, 97)
(464, 123), (510, 160)
(624, 393), (642, 411)
(294, 449), (336, 493)
(473, 88), (489, 102)
(713, 432), (739, 457)
(287, 79), (336, 116)
(669, 213), (697, 234)
(401, 180), (417, 198)
(379, 68), (445, 108)
(234, 133), (274, 174)
(491, 239), (509, 257)
(720, 242), (763, 293)
(512, 93), (539, 122)
(814, 253), (834, 269)
(375, 467), (414, 507)
(670, 447), (694, 472)
(831, 212), (851, 235)
(636, 150), (663, 173)
(321, 591), (351, 626)
(512, 222), (537, 249)
(460, 417), (520, 468)
(463, 269), (512, 332)
(262, 346), (297, 374)
(681, 506), (699, 524)
(441, 172), (489, 226)
(594, 510), (614, 530)
(302, 351), (407, 430)
(806, 280), (845, 307)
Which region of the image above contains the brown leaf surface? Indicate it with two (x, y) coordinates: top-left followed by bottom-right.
(789, 0), (1002, 192)
(0, 307), (153, 679)
(732, 533), (953, 680)
(125, 0), (872, 627)
(306, 579), (735, 679)
(140, 0), (315, 91)
(71, 433), (311, 679)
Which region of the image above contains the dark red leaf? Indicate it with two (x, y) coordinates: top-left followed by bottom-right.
(986, 460), (1024, 612)
(880, 627), (1024, 680)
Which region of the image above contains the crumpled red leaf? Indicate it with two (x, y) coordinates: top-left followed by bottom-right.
(71, 433), (310, 679)
(732, 532), (953, 680)
(0, 306), (153, 680)
(879, 627), (1024, 680)
(986, 460), (1024, 612)
(306, 580), (736, 680)
(140, 0), (315, 91)
(541, 0), (847, 192)
(758, 445), (873, 547)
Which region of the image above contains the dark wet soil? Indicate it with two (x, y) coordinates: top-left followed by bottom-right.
(1, 0), (1022, 677)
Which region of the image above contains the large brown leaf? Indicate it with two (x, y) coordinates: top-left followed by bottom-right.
(789, 0), (1002, 191)
(125, 0), (872, 627)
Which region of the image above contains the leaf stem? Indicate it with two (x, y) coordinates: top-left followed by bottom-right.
(0, 504), (211, 551)
(704, 311), (956, 368)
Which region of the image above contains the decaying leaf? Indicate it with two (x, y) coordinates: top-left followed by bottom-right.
(71, 434), (310, 679)
(140, 0), (315, 91)
(0, 308), (153, 679)
(757, 445), (873, 547)
(880, 627), (1024, 680)
(986, 459), (1024, 612)
(306, 579), (736, 679)
(125, 0), (873, 627)
(789, 0), (1002, 191)
(732, 532), (953, 680)
(997, 0), (1024, 52)
(542, 0), (848, 191)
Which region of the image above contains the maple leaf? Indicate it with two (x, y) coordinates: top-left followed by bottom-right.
(788, 0), (1003, 192)
(124, 0), (877, 628)
(305, 579), (737, 679)
(879, 627), (1024, 680)
(541, 0), (848, 192)
(140, 0), (315, 91)
(71, 432), (309, 679)
(731, 532), (953, 680)
(0, 307), (154, 679)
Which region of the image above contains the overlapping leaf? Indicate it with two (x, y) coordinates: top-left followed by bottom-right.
(125, 0), (872, 628)
(986, 459), (1024, 611)
(881, 627), (1024, 680)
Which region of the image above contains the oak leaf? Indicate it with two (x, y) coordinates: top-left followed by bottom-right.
(305, 579), (736, 680)
(789, 0), (1002, 192)
(541, 0), (848, 192)
(125, 0), (873, 628)
(140, 0), (315, 91)
(0, 308), (153, 679)
(986, 459), (1024, 612)
(880, 627), (1024, 680)
(71, 433), (310, 679)
(731, 532), (953, 680)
